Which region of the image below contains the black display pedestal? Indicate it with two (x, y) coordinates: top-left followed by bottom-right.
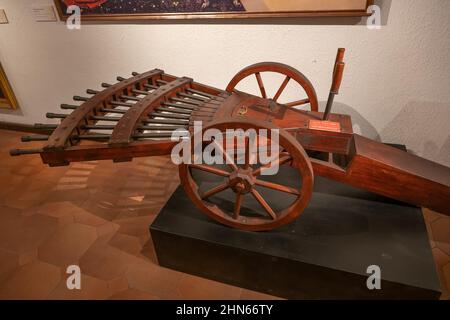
(150, 162), (441, 299)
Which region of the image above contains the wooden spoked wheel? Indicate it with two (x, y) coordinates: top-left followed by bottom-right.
(179, 119), (314, 231)
(226, 62), (319, 112)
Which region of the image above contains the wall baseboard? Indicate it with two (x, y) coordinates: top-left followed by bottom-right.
(0, 121), (52, 134)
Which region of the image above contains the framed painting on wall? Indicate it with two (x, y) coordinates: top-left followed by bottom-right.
(54, 0), (374, 21)
(0, 63), (18, 110)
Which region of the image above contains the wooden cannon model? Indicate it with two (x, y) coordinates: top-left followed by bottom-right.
(11, 49), (450, 231)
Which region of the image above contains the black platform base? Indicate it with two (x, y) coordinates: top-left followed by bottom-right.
(150, 165), (441, 299)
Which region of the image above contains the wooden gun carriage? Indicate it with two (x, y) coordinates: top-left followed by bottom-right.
(11, 49), (450, 231)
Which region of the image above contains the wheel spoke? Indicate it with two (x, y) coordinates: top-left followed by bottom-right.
(253, 155), (292, 176)
(255, 179), (300, 196)
(190, 164), (230, 177)
(255, 72), (267, 99)
(273, 76), (290, 102)
(234, 193), (244, 219)
(212, 139), (238, 171)
(285, 98), (310, 107)
(248, 136), (258, 166)
(244, 137), (250, 169)
(201, 182), (229, 199)
(251, 189), (277, 220)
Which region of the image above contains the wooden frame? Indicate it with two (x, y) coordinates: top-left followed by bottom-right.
(0, 63), (18, 110)
(10, 48), (450, 231)
(54, 0), (374, 21)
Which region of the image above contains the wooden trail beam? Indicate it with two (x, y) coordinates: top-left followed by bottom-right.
(312, 135), (450, 215)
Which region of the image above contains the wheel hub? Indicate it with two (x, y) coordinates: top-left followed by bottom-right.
(228, 167), (255, 194)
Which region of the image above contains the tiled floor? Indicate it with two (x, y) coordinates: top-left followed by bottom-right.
(0, 129), (448, 300)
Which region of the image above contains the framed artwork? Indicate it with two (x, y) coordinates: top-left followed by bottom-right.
(54, 0), (374, 21)
(0, 63), (18, 110)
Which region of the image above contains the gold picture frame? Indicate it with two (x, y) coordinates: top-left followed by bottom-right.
(54, 0), (374, 21)
(0, 63), (18, 110)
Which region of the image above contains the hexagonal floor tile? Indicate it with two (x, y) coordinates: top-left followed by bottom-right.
(0, 260), (61, 299)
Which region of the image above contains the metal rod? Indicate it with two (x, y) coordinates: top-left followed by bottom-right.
(164, 102), (216, 111)
(47, 113), (68, 119)
(92, 116), (188, 125)
(132, 89), (149, 95)
(83, 125), (115, 130)
(143, 118), (188, 125)
(21, 135), (50, 142)
(76, 132), (189, 140)
(61, 104), (79, 110)
(139, 125), (187, 131)
(134, 132), (189, 139)
(150, 112), (190, 120)
(34, 124), (58, 130)
(73, 96), (89, 102)
(109, 101), (133, 108)
(163, 102), (196, 110)
(101, 108), (126, 114)
(87, 89), (99, 95)
(91, 116), (121, 122)
(323, 92), (335, 121)
(117, 76), (127, 81)
(102, 83), (112, 88)
(76, 135), (110, 140)
(132, 72), (139, 76)
(156, 107), (192, 115)
(186, 88), (216, 99)
(156, 79), (168, 86)
(178, 92), (208, 102)
(120, 95), (140, 102)
(170, 97), (201, 106)
(10, 148), (43, 156)
(144, 84), (158, 90)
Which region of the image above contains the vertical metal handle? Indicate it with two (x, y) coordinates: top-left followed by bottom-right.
(323, 49), (346, 120)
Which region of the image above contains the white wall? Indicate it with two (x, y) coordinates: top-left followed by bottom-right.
(0, 0), (449, 166)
